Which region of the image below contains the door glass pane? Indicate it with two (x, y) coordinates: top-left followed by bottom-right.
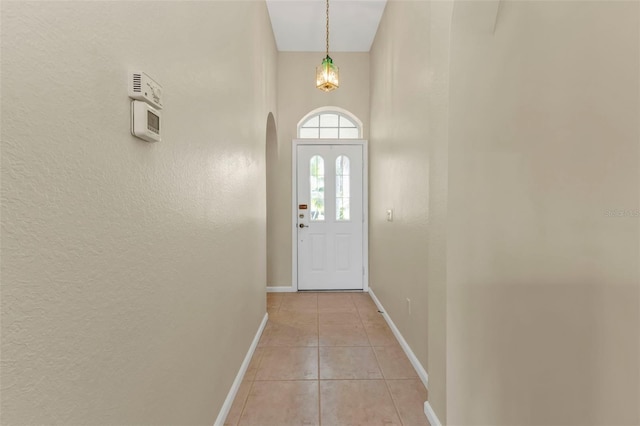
(298, 110), (363, 140)
(310, 156), (325, 221)
(302, 115), (320, 127)
(320, 113), (339, 127)
(339, 128), (359, 139)
(320, 128), (339, 139)
(336, 198), (350, 221)
(336, 156), (350, 221)
(300, 128), (319, 139)
(339, 116), (357, 128)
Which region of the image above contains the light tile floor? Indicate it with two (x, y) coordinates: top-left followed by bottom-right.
(224, 292), (430, 426)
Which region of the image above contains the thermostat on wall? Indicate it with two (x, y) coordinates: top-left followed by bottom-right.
(128, 71), (163, 109)
(131, 100), (161, 142)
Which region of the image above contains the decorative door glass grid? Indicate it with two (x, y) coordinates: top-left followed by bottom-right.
(299, 113), (360, 139)
(336, 155), (350, 221)
(310, 156), (325, 221)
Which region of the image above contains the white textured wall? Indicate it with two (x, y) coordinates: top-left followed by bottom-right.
(1, 1), (277, 424)
(447, 1), (640, 424)
(269, 52), (370, 288)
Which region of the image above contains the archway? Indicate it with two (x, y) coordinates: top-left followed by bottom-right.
(265, 113), (278, 294)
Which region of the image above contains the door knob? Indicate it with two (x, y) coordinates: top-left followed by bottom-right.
(299, 223), (308, 228)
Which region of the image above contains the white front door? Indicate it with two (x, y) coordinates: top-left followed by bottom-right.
(296, 143), (364, 290)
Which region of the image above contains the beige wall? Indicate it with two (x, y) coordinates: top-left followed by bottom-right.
(0, 2), (276, 424)
(369, 0), (451, 421)
(426, 1), (453, 421)
(447, 1), (639, 425)
(266, 112), (279, 289)
(372, 0), (640, 425)
(269, 52), (370, 288)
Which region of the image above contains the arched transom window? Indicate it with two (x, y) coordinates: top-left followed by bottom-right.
(298, 107), (363, 139)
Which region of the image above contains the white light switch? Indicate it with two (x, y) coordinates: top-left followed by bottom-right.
(386, 209), (393, 222)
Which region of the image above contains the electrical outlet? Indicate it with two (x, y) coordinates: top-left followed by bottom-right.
(406, 298), (411, 316)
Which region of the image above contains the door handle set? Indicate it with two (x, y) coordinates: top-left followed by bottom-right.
(299, 223), (309, 229)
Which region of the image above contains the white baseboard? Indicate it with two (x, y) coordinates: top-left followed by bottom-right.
(424, 401), (442, 426)
(266, 286), (296, 293)
(213, 312), (269, 426)
(367, 289), (429, 390)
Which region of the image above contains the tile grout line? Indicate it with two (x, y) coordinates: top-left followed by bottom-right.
(258, 293), (413, 425)
(252, 377), (418, 382)
(317, 294), (322, 426)
(372, 343), (406, 426)
(359, 293), (406, 425)
(236, 294), (282, 425)
(236, 297), (284, 425)
(356, 300), (375, 348)
(235, 376), (256, 426)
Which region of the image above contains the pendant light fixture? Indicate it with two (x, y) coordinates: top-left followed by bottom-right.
(316, 0), (339, 92)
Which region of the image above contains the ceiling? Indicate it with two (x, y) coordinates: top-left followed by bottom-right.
(266, 0), (388, 52)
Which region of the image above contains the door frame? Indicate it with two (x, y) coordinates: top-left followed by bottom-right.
(291, 139), (369, 292)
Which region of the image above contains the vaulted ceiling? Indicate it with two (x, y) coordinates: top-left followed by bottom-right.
(266, 0), (387, 52)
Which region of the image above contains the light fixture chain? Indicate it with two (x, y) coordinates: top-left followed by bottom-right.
(326, 0), (330, 57)
(316, 0), (338, 92)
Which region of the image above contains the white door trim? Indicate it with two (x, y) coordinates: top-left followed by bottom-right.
(292, 139), (368, 292)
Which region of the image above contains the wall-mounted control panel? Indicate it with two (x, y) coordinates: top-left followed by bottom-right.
(131, 100), (161, 143)
(128, 71), (163, 110)
(129, 71), (163, 143)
